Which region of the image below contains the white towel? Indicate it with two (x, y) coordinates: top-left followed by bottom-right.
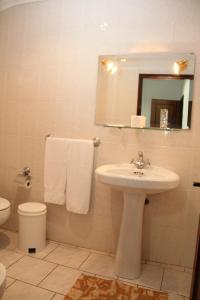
(44, 138), (67, 205)
(66, 139), (94, 214)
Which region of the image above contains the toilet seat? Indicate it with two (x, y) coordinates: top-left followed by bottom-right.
(0, 263), (6, 298)
(0, 198), (10, 211)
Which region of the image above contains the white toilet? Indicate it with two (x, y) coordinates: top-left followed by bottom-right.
(0, 264), (6, 299)
(0, 198), (10, 298)
(0, 198), (11, 226)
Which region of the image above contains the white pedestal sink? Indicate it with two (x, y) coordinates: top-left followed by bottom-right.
(95, 163), (180, 279)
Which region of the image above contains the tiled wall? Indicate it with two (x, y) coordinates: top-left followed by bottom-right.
(0, 0), (200, 268)
(0, 0), (42, 12)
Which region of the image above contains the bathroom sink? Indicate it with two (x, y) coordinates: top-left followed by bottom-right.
(95, 163), (179, 194)
(95, 163), (180, 280)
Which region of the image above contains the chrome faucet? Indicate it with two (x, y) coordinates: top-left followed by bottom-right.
(130, 151), (150, 169)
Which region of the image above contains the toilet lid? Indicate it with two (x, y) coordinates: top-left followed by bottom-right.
(0, 198), (10, 211)
(18, 202), (47, 215)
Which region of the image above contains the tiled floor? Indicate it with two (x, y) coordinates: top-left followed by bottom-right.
(0, 229), (192, 299)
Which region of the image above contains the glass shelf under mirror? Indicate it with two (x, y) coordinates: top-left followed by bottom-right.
(101, 124), (182, 131)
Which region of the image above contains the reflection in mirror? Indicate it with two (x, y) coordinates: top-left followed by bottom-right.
(95, 53), (195, 130)
(137, 74), (194, 129)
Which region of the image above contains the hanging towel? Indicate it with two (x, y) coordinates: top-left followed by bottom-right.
(44, 138), (67, 205)
(66, 139), (94, 214)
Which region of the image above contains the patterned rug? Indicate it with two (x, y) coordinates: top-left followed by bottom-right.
(64, 274), (168, 300)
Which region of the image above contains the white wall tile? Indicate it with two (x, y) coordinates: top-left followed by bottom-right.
(0, 0), (199, 277)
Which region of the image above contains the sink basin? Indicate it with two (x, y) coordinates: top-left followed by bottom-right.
(96, 163), (179, 194)
(95, 163), (180, 280)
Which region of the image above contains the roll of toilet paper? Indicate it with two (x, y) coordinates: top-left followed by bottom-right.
(131, 115), (146, 128)
(18, 180), (32, 189)
(15, 174), (32, 189)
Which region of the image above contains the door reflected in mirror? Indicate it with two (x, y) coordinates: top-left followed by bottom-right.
(95, 53), (195, 130)
(137, 74), (194, 129)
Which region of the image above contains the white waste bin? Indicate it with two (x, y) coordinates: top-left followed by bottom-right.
(18, 202), (47, 253)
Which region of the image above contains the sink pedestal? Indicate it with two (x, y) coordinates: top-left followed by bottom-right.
(96, 163), (180, 280)
(115, 192), (145, 279)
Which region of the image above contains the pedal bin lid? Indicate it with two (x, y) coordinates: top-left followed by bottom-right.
(18, 202), (47, 216)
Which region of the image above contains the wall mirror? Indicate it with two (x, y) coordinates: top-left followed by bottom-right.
(95, 53), (195, 130)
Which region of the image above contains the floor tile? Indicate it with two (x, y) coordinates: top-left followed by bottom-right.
(146, 261), (162, 267)
(162, 264), (185, 272)
(120, 264), (164, 290)
(80, 253), (116, 279)
(0, 231), (18, 251)
(90, 248), (114, 256)
(118, 278), (138, 287)
(5, 277), (15, 289)
(147, 261), (184, 272)
(16, 241), (59, 259)
(52, 294), (64, 300)
(7, 256), (56, 285)
(39, 265), (81, 295)
(162, 269), (192, 297)
(184, 268), (192, 274)
(45, 245), (90, 268)
(168, 293), (185, 300)
(2, 280), (54, 300)
(0, 250), (23, 268)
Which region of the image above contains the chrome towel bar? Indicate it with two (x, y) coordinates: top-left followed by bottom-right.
(45, 134), (101, 147)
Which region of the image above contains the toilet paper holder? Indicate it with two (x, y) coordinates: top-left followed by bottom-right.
(21, 167), (31, 177)
(15, 167), (32, 189)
